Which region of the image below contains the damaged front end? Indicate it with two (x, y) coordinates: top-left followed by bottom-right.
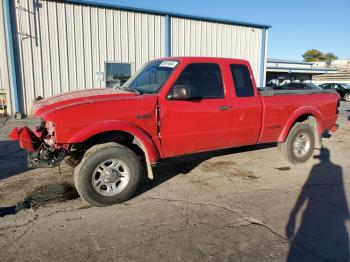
(9, 121), (66, 168)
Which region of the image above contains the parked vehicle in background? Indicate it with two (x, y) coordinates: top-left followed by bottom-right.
(9, 57), (340, 206)
(319, 83), (350, 102)
(276, 82), (321, 90)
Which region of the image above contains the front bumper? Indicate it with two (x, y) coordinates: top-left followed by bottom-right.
(9, 127), (41, 151)
(9, 126), (65, 168)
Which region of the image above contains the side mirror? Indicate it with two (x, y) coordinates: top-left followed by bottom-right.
(168, 85), (191, 100)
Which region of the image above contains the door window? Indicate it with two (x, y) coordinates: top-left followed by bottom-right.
(230, 64), (254, 97)
(173, 63), (224, 99)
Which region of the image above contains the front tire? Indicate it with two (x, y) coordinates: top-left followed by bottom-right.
(278, 123), (315, 164)
(74, 142), (141, 206)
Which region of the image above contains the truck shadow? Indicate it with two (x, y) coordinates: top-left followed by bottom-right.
(0, 183), (79, 217)
(0, 143), (275, 217)
(136, 143), (276, 197)
(0, 140), (29, 180)
(286, 148), (349, 261)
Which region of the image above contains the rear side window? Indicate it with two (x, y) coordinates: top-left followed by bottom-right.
(174, 63), (224, 99)
(230, 64), (255, 97)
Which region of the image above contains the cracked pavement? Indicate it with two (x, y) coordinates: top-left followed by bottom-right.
(0, 103), (350, 261)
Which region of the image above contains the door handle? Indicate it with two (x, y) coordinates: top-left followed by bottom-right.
(219, 105), (232, 111)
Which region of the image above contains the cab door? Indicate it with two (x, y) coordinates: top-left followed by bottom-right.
(228, 63), (263, 146)
(158, 62), (235, 158)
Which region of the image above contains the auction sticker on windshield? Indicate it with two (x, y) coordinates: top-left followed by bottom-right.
(159, 61), (178, 68)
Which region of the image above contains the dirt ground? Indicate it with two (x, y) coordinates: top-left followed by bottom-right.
(0, 103), (350, 261)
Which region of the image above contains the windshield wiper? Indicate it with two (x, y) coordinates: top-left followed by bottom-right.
(129, 86), (142, 95)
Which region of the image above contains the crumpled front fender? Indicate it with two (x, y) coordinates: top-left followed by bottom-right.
(67, 120), (161, 163)
(9, 127), (41, 152)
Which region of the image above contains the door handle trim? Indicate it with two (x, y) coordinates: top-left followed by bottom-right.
(219, 105), (232, 111)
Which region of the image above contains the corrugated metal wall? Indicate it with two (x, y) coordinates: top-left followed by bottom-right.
(13, 0), (165, 114)
(5, 0), (267, 115)
(170, 17), (263, 85)
(0, 0), (13, 115)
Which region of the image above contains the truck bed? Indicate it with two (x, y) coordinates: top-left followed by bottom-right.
(258, 88), (337, 96)
(257, 89), (339, 143)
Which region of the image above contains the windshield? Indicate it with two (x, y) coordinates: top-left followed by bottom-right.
(343, 84), (350, 89)
(122, 60), (179, 94)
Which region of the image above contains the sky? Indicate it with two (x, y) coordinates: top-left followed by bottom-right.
(82, 0), (350, 61)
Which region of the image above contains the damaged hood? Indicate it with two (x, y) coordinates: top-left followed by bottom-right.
(32, 88), (138, 117)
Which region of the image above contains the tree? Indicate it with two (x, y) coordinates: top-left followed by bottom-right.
(324, 52), (338, 66)
(302, 49), (325, 62)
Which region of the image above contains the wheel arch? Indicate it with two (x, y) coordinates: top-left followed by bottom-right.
(68, 121), (161, 179)
(278, 107), (324, 148)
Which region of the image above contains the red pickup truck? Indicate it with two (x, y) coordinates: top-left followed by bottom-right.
(9, 57), (339, 206)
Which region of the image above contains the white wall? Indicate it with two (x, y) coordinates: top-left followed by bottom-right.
(0, 0), (13, 114)
(6, 0), (267, 115)
(170, 17), (263, 86)
(13, 0), (165, 114)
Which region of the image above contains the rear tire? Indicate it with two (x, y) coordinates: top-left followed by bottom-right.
(74, 142), (141, 206)
(278, 123), (315, 164)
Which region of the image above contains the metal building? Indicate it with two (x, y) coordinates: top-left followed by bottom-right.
(0, 0), (270, 115)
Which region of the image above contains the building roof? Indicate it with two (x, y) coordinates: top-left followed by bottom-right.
(267, 58), (338, 74)
(66, 0), (271, 29)
(267, 66), (338, 74)
(267, 58), (314, 65)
